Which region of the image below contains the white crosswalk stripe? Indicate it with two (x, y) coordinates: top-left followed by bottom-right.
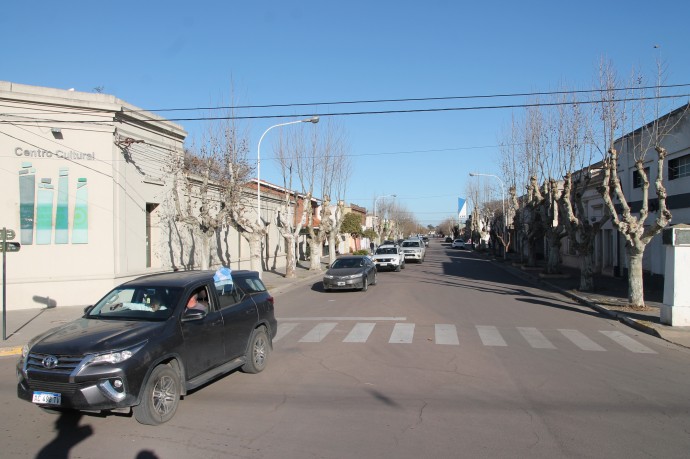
(344, 323), (376, 343)
(389, 323), (415, 343)
(559, 329), (606, 351)
(299, 322), (338, 343)
(274, 323), (299, 342)
(435, 324), (460, 345)
(600, 331), (657, 354)
(476, 325), (507, 347)
(273, 320), (658, 354)
(518, 327), (556, 349)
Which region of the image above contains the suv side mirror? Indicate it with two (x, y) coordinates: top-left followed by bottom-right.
(181, 308), (206, 322)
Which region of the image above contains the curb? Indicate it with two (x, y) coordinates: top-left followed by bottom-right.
(0, 346), (22, 357)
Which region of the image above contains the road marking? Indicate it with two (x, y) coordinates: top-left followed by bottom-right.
(435, 324), (459, 345)
(476, 325), (507, 346)
(275, 322), (659, 355)
(278, 317), (406, 321)
(389, 323), (415, 343)
(600, 331), (656, 354)
(299, 322), (338, 342)
(559, 329), (606, 351)
(518, 327), (556, 349)
(274, 323), (299, 342)
(344, 323), (376, 343)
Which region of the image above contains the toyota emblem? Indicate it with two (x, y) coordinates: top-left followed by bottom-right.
(42, 355), (59, 369)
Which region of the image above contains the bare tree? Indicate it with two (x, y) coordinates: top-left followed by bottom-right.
(294, 119), (352, 271)
(517, 103), (549, 267)
(595, 59), (683, 308)
(169, 113), (253, 270)
(326, 128), (352, 261)
(274, 128), (313, 278)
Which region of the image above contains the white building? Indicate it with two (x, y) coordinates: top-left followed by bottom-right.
(0, 82), (293, 310)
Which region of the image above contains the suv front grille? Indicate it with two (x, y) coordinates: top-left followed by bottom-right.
(27, 380), (83, 395)
(26, 353), (85, 376)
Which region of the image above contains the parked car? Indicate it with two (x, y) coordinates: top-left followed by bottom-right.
(372, 245), (405, 271)
(444, 236), (453, 243)
(452, 239), (467, 249)
(401, 239), (426, 263)
(323, 255), (377, 291)
(17, 270), (276, 425)
(422, 236), (430, 246)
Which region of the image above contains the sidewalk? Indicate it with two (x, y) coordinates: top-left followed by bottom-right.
(0, 260), (327, 357)
(477, 251), (690, 349)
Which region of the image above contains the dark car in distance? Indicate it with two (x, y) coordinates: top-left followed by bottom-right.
(17, 270), (276, 425)
(323, 255), (377, 291)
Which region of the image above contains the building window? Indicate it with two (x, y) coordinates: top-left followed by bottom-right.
(669, 154), (690, 180)
(632, 167), (650, 189)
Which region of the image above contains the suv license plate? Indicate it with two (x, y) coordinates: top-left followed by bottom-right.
(337, 282), (345, 286)
(32, 391), (61, 405)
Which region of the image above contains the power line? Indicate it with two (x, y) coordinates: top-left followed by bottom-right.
(3, 92), (688, 125)
(3, 83), (687, 116)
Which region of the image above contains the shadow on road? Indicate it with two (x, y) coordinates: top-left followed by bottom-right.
(36, 412), (93, 459)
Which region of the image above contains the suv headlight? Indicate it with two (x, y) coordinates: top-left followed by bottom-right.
(86, 342), (146, 366)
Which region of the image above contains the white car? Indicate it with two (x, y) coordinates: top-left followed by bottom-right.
(401, 239), (426, 263)
(372, 245), (405, 271)
(452, 239), (467, 249)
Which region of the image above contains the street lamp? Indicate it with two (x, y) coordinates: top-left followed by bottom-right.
(469, 172), (506, 258)
(257, 116), (319, 224)
(374, 194), (396, 243)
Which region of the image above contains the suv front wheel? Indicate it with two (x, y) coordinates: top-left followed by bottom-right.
(133, 364), (181, 425)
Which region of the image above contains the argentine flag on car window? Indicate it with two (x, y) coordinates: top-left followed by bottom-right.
(214, 266), (233, 288)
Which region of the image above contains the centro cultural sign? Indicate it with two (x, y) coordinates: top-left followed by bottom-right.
(15, 147), (96, 161)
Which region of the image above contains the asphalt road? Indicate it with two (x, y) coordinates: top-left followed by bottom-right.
(2, 241), (690, 458)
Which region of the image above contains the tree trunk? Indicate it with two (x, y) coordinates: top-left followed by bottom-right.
(283, 235), (297, 278)
(247, 234), (262, 273)
(545, 233), (562, 274)
(200, 233), (211, 270)
(309, 238), (324, 271)
(526, 236), (537, 267)
(579, 250), (594, 292)
(626, 245), (645, 309)
(328, 232), (338, 261)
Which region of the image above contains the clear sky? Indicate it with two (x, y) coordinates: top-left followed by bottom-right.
(2, 1), (689, 226)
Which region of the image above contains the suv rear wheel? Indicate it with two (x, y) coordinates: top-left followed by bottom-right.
(242, 327), (270, 374)
(133, 364), (180, 425)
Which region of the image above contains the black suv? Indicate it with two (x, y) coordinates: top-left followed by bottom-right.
(17, 270), (277, 425)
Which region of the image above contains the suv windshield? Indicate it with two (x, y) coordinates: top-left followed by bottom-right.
(87, 286), (182, 320)
(376, 247), (397, 255)
(402, 241), (421, 248)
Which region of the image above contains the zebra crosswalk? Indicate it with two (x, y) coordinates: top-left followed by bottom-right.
(274, 319), (657, 354)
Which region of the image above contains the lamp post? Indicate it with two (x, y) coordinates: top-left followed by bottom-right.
(257, 116), (319, 224)
(374, 194), (396, 244)
(469, 172), (506, 258)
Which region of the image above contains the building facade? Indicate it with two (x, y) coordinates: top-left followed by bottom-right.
(0, 82), (297, 310)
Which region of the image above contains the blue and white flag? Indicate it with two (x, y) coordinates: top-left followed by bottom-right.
(213, 266), (233, 287)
